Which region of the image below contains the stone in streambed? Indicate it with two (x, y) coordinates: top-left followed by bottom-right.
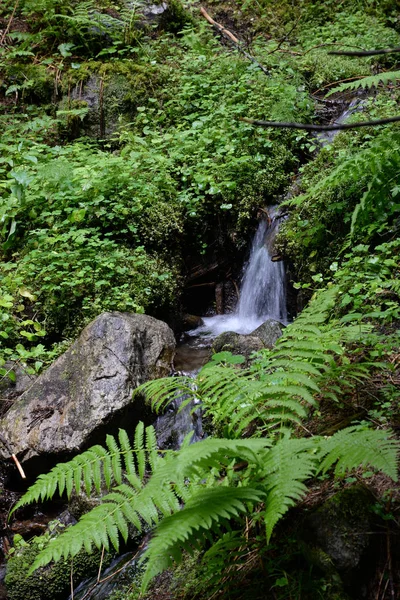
(211, 319), (284, 357)
(212, 332), (265, 358)
(250, 319), (284, 348)
(0, 312), (175, 465)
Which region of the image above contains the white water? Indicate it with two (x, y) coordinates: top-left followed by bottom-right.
(190, 208), (287, 338)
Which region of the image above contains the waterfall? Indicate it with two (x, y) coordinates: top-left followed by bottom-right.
(190, 207), (287, 338)
(237, 211), (287, 324)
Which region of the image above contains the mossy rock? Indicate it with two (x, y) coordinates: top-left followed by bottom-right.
(301, 486), (373, 574)
(5, 531), (104, 600)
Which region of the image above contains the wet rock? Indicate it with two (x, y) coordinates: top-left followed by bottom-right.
(215, 283), (224, 315)
(212, 331), (265, 358)
(0, 312), (175, 465)
(70, 73), (132, 139)
(140, 1), (168, 24)
(250, 319), (284, 348)
(155, 397), (203, 450)
(0, 362), (35, 419)
(302, 486), (374, 574)
(182, 314), (203, 330)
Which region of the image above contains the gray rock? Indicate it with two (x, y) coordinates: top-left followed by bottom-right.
(212, 332), (265, 358)
(70, 74), (129, 139)
(250, 319), (284, 348)
(0, 312), (175, 463)
(141, 2), (168, 21)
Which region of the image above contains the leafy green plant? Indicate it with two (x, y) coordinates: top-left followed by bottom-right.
(139, 287), (379, 437)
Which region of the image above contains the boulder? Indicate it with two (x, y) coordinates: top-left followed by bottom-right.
(250, 319), (284, 348)
(212, 319), (284, 358)
(0, 312), (175, 464)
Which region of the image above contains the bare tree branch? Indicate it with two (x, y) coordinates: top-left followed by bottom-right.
(239, 115), (400, 131)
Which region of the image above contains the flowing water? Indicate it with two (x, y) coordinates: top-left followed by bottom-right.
(189, 207), (287, 338)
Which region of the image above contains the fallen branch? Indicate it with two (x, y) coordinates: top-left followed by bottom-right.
(329, 46), (400, 57)
(239, 115), (400, 131)
(200, 7), (270, 76)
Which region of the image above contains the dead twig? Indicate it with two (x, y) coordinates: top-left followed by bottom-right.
(79, 545), (144, 600)
(239, 115), (400, 131)
(0, 433), (26, 479)
(0, 0), (19, 46)
(303, 41), (367, 55)
(97, 546), (105, 583)
(70, 558), (74, 600)
(265, 14), (302, 56)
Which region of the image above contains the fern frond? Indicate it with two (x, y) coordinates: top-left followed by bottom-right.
(263, 438), (317, 541)
(134, 375), (197, 413)
(318, 426), (400, 481)
(327, 70), (400, 96)
(25, 435), (271, 573)
(140, 486), (265, 591)
(11, 424), (157, 514)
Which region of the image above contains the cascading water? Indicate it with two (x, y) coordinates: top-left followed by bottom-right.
(190, 207), (287, 338)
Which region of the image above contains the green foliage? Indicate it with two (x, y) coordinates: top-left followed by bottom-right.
(327, 70), (400, 96)
(277, 90), (400, 284)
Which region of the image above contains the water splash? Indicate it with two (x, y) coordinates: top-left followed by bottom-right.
(190, 208), (287, 338)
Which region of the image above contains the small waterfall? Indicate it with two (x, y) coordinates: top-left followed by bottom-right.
(237, 212), (286, 324)
(190, 207), (287, 338)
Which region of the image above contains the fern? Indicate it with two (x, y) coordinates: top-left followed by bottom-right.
(12, 424), (159, 512)
(14, 416), (399, 590)
(295, 129), (400, 232)
(327, 70), (400, 96)
(318, 426), (399, 481)
(140, 486), (265, 590)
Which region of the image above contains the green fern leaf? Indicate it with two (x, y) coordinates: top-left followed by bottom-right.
(327, 70), (400, 96)
(140, 486), (265, 591)
(318, 426), (400, 481)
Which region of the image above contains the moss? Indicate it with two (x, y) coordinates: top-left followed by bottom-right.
(5, 531), (105, 600)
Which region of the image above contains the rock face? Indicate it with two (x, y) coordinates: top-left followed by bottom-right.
(212, 332), (264, 358)
(0, 312), (175, 464)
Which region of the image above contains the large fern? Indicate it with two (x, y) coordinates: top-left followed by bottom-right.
(290, 128), (400, 233)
